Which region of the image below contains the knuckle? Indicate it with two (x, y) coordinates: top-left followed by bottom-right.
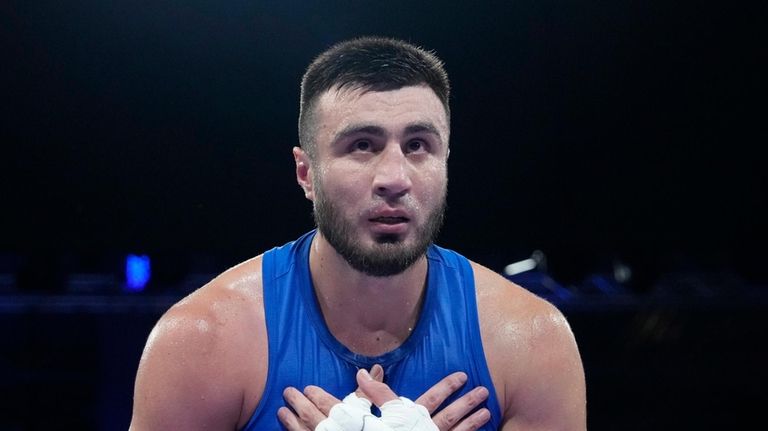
(446, 374), (464, 391)
(468, 387), (488, 406)
(297, 408), (314, 422)
(443, 412), (459, 426)
(435, 410), (459, 429)
(424, 392), (441, 407)
(467, 408), (491, 430)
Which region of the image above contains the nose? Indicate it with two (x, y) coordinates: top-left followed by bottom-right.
(372, 144), (412, 199)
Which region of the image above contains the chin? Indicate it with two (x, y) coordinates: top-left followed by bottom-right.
(373, 233), (404, 244)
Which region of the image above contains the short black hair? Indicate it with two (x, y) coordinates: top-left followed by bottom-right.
(299, 36), (450, 158)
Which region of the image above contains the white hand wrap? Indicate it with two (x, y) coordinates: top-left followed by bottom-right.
(316, 393), (384, 431)
(380, 397), (439, 431)
(315, 393), (438, 431)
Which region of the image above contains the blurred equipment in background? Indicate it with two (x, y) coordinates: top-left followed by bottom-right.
(124, 254), (151, 293)
(576, 259), (632, 296)
(503, 250), (574, 301)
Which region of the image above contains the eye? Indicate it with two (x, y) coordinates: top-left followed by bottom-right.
(405, 139), (426, 153)
(352, 140), (372, 152)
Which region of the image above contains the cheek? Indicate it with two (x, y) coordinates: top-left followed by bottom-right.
(415, 165), (448, 203)
(318, 163), (372, 204)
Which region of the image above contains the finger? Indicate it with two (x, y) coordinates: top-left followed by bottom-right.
(370, 364), (384, 381)
(283, 386), (326, 429)
(355, 364), (384, 398)
(304, 385), (341, 416)
(449, 407), (491, 431)
(430, 386), (489, 431)
(356, 368), (398, 407)
(415, 372), (468, 413)
(277, 406), (312, 431)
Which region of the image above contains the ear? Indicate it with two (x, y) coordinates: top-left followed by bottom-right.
(293, 146), (314, 201)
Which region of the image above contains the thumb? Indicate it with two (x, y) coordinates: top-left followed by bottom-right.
(356, 368), (398, 407)
(354, 364), (384, 399)
(370, 364), (384, 382)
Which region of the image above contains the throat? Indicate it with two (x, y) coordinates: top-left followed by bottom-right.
(316, 288), (426, 357)
(307, 233), (430, 356)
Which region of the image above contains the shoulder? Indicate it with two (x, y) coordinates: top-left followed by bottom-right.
(470, 261), (587, 430)
(153, 254), (267, 362)
(130, 255), (268, 430)
(471, 261), (575, 380)
(471, 261), (572, 347)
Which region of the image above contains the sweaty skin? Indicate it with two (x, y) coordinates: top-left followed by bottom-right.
(128, 86), (586, 430)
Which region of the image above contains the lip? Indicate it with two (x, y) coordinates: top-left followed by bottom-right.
(367, 208), (411, 233)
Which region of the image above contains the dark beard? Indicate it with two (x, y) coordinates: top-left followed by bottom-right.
(313, 186), (446, 277)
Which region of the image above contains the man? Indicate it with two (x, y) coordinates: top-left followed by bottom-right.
(130, 37), (586, 431)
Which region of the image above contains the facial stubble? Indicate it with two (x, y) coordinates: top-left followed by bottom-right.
(312, 175), (446, 277)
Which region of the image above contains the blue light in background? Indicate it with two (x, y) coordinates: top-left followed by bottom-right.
(125, 254), (151, 292)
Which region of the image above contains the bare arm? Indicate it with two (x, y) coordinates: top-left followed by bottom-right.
(129, 307), (244, 430)
(129, 257), (267, 431)
(473, 262), (586, 431)
(498, 303), (586, 431)
(129, 270), (271, 430)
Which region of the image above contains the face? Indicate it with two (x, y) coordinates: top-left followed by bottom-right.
(296, 85), (450, 277)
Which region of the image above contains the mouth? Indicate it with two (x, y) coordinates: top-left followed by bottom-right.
(367, 211), (411, 236)
(369, 216), (410, 225)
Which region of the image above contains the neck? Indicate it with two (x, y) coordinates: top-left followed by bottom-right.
(308, 231), (428, 356)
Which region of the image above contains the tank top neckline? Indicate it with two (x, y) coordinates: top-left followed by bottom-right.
(294, 229), (440, 369)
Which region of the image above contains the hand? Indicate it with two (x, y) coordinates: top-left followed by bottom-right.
(278, 365), (385, 430)
(279, 365), (491, 431)
(356, 367), (490, 431)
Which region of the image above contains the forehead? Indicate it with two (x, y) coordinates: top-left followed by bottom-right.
(312, 85), (450, 144)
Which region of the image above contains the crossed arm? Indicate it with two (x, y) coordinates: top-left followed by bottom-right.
(279, 364), (492, 431)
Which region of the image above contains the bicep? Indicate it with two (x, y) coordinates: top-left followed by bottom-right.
(503, 309), (587, 431)
(129, 315), (243, 431)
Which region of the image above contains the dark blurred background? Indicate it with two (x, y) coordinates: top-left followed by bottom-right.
(1, 1), (766, 430)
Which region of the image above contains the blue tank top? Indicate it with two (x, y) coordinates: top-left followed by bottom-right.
(242, 230), (502, 430)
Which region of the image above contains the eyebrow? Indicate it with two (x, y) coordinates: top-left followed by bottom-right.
(333, 121), (443, 144)
(334, 124), (387, 143)
(404, 122), (441, 138)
